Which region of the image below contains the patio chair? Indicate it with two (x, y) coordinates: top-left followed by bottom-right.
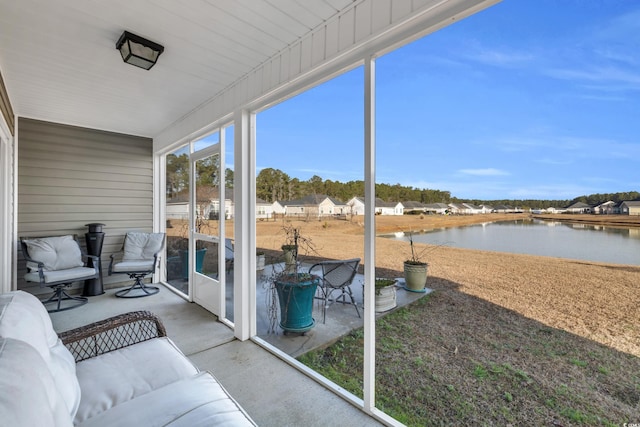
(308, 258), (361, 323)
(109, 232), (165, 298)
(20, 235), (98, 312)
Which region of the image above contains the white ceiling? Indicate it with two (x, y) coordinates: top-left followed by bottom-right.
(0, 0), (355, 137)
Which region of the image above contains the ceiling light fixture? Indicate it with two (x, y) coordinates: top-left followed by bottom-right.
(116, 31), (164, 70)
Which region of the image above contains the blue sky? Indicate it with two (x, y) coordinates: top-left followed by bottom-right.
(256, 1), (640, 201)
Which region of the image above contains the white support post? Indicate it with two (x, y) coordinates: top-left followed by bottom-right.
(0, 117), (13, 293)
(152, 151), (165, 283)
(363, 55), (376, 412)
(218, 128), (226, 318)
(234, 110), (257, 340)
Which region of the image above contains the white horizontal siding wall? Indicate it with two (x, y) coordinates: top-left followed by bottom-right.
(17, 118), (153, 294)
(154, 0), (498, 149)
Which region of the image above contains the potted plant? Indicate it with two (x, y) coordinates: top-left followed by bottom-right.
(403, 231), (429, 292)
(266, 225), (320, 334)
(180, 246), (207, 278)
(374, 278), (397, 312)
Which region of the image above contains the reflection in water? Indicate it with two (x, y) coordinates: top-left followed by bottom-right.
(387, 219), (640, 265)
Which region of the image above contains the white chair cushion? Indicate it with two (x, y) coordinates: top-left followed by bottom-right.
(74, 337), (199, 424)
(112, 260), (155, 273)
(25, 266), (97, 284)
(0, 337), (73, 427)
(24, 235), (83, 271)
(123, 232), (164, 261)
(0, 291), (81, 419)
(76, 372), (256, 427)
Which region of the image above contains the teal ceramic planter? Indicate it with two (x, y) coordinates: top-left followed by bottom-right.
(180, 248), (207, 279)
(274, 274), (319, 333)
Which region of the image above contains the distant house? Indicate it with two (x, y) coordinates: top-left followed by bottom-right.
(478, 204), (494, 214)
(565, 202), (593, 214)
(376, 200), (404, 215)
(402, 201), (426, 214)
(210, 191), (235, 219)
(166, 201), (189, 220)
(462, 203), (482, 214)
(346, 197), (365, 215)
(166, 187), (235, 220)
(346, 197), (404, 215)
(424, 203), (449, 214)
(447, 203), (463, 214)
(256, 198), (273, 219)
(275, 194), (347, 218)
(593, 201), (618, 215)
(271, 200), (286, 215)
(620, 201), (640, 216)
(493, 205), (512, 213)
(448, 203), (483, 214)
(546, 206), (566, 214)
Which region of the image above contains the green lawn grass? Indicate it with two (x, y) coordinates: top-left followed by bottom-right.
(298, 291), (640, 426)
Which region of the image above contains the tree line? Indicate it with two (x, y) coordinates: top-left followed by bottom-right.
(167, 155), (638, 208)
(463, 191), (640, 210)
(255, 168), (452, 204)
(256, 168), (640, 209)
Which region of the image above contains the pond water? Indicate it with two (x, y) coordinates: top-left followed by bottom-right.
(387, 219), (640, 265)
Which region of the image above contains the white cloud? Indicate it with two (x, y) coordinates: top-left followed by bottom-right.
(544, 66), (640, 89)
(469, 49), (534, 67)
(492, 134), (640, 160)
(458, 168), (510, 177)
(491, 136), (551, 152)
(457, 40), (536, 68)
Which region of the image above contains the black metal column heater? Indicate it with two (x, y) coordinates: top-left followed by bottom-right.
(83, 223), (105, 296)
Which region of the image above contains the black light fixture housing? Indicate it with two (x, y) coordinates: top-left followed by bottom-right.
(116, 31), (164, 70)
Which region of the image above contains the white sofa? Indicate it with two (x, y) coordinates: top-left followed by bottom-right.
(0, 290), (256, 426)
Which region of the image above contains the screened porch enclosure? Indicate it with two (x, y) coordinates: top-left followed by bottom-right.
(1, 1), (501, 425)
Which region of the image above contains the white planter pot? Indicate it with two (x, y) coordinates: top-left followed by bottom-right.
(403, 262), (428, 292)
(375, 285), (397, 313)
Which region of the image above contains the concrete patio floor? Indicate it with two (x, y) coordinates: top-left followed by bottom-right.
(166, 262), (429, 357)
(49, 270), (429, 426)
(253, 263), (429, 357)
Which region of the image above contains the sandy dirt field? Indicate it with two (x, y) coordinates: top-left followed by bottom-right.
(253, 213), (640, 357)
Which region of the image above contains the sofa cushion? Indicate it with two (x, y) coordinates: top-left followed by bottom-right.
(123, 232), (164, 261)
(74, 337), (199, 424)
(76, 372), (256, 427)
(0, 291), (81, 419)
(23, 235), (84, 271)
(0, 337), (73, 427)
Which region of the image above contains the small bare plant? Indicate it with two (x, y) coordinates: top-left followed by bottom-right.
(403, 229), (447, 265)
